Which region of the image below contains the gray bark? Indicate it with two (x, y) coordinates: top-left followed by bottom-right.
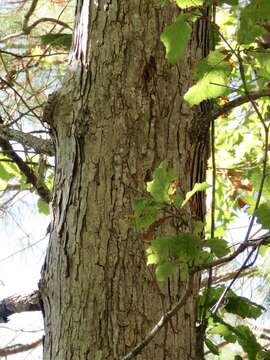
(40, 1), (211, 359)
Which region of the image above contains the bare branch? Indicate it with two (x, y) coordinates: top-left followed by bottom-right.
(22, 0), (39, 31)
(0, 0), (71, 43)
(26, 17), (73, 33)
(0, 337), (42, 356)
(120, 277), (193, 360)
(0, 290), (41, 323)
(200, 267), (257, 288)
(196, 233), (270, 273)
(209, 89), (270, 122)
(0, 125), (54, 156)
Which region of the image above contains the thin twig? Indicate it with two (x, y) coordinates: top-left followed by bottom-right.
(0, 337), (42, 356)
(208, 89), (270, 122)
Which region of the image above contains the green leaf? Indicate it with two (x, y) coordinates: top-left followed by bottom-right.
(182, 182), (210, 207)
(237, 0), (270, 45)
(205, 338), (219, 355)
(254, 52), (270, 80)
(209, 322), (237, 343)
(194, 250), (214, 266)
(225, 295), (265, 320)
(193, 221), (204, 235)
(205, 238), (229, 258)
(132, 197), (162, 230)
(37, 198), (50, 215)
(255, 203), (270, 230)
(160, 14), (192, 64)
(257, 350), (270, 360)
(250, 167), (270, 202)
(0, 163), (13, 181)
(41, 33), (72, 49)
(149, 233), (200, 262)
(184, 50), (232, 105)
(173, 194), (184, 208)
(176, 0), (203, 8)
(147, 161), (177, 203)
(156, 261), (178, 281)
(235, 325), (261, 360)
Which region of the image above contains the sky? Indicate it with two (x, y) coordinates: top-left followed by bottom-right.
(0, 192), (49, 359)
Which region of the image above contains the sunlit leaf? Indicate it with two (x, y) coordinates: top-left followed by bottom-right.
(182, 182), (210, 207)
(175, 0), (203, 8)
(37, 198), (50, 215)
(160, 14), (192, 64)
(147, 161), (177, 203)
(206, 238), (229, 258)
(255, 203), (270, 230)
(184, 50), (232, 105)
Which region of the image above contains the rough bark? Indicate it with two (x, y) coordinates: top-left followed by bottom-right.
(40, 1), (211, 359)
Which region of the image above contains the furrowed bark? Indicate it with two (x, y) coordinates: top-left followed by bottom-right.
(40, 2), (211, 359)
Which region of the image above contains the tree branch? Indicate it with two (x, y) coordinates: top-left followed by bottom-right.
(0, 0), (71, 43)
(200, 267), (257, 287)
(0, 125), (54, 156)
(26, 17), (73, 33)
(0, 135), (51, 203)
(0, 337), (42, 356)
(208, 89), (270, 122)
(196, 233), (270, 273)
(0, 290), (41, 323)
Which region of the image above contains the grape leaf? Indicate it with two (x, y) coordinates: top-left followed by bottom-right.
(147, 161), (177, 203)
(206, 238), (229, 258)
(235, 325), (261, 360)
(184, 50), (232, 105)
(176, 0), (203, 8)
(132, 197), (162, 230)
(0, 163), (13, 181)
(225, 295), (265, 320)
(182, 182), (210, 207)
(160, 14), (192, 64)
(237, 0), (270, 45)
(37, 198), (50, 215)
(255, 203), (270, 230)
(156, 261), (178, 281)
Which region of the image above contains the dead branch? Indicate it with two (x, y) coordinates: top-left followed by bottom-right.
(0, 125), (54, 156)
(0, 337), (42, 356)
(0, 290), (41, 323)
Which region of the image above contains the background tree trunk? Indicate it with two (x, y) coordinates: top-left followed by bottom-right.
(40, 1), (211, 359)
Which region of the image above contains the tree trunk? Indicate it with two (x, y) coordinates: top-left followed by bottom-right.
(40, 1), (211, 359)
